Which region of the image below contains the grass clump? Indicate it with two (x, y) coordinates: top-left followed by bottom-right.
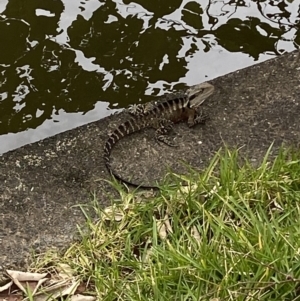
(35, 146), (300, 300)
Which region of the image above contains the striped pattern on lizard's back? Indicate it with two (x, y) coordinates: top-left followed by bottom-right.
(104, 82), (214, 188)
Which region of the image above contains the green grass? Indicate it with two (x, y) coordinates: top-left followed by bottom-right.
(33, 145), (300, 300)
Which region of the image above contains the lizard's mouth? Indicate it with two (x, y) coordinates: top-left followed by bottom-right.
(188, 89), (205, 108)
(189, 89), (204, 101)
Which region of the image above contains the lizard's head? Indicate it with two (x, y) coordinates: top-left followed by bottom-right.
(187, 82), (214, 108)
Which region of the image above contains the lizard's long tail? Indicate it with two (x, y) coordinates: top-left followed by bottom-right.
(104, 117), (159, 189)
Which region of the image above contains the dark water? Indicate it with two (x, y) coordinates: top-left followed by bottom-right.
(0, 0), (299, 153)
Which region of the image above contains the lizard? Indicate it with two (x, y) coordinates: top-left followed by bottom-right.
(104, 82), (215, 188)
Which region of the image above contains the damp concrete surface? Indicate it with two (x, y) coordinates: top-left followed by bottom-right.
(1, 51), (300, 271)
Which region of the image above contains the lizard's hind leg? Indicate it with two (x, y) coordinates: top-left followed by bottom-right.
(126, 104), (145, 117)
(155, 119), (177, 147)
(127, 102), (156, 117)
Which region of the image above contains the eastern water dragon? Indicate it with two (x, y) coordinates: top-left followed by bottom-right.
(104, 82), (215, 188)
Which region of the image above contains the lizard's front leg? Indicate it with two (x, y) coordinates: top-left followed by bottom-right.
(155, 119), (177, 147)
(188, 109), (209, 127)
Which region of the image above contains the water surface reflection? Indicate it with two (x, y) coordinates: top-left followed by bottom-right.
(0, 0), (299, 153)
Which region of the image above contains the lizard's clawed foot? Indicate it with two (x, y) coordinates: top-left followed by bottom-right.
(188, 112), (209, 127)
(155, 119), (177, 146)
(156, 135), (177, 147)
